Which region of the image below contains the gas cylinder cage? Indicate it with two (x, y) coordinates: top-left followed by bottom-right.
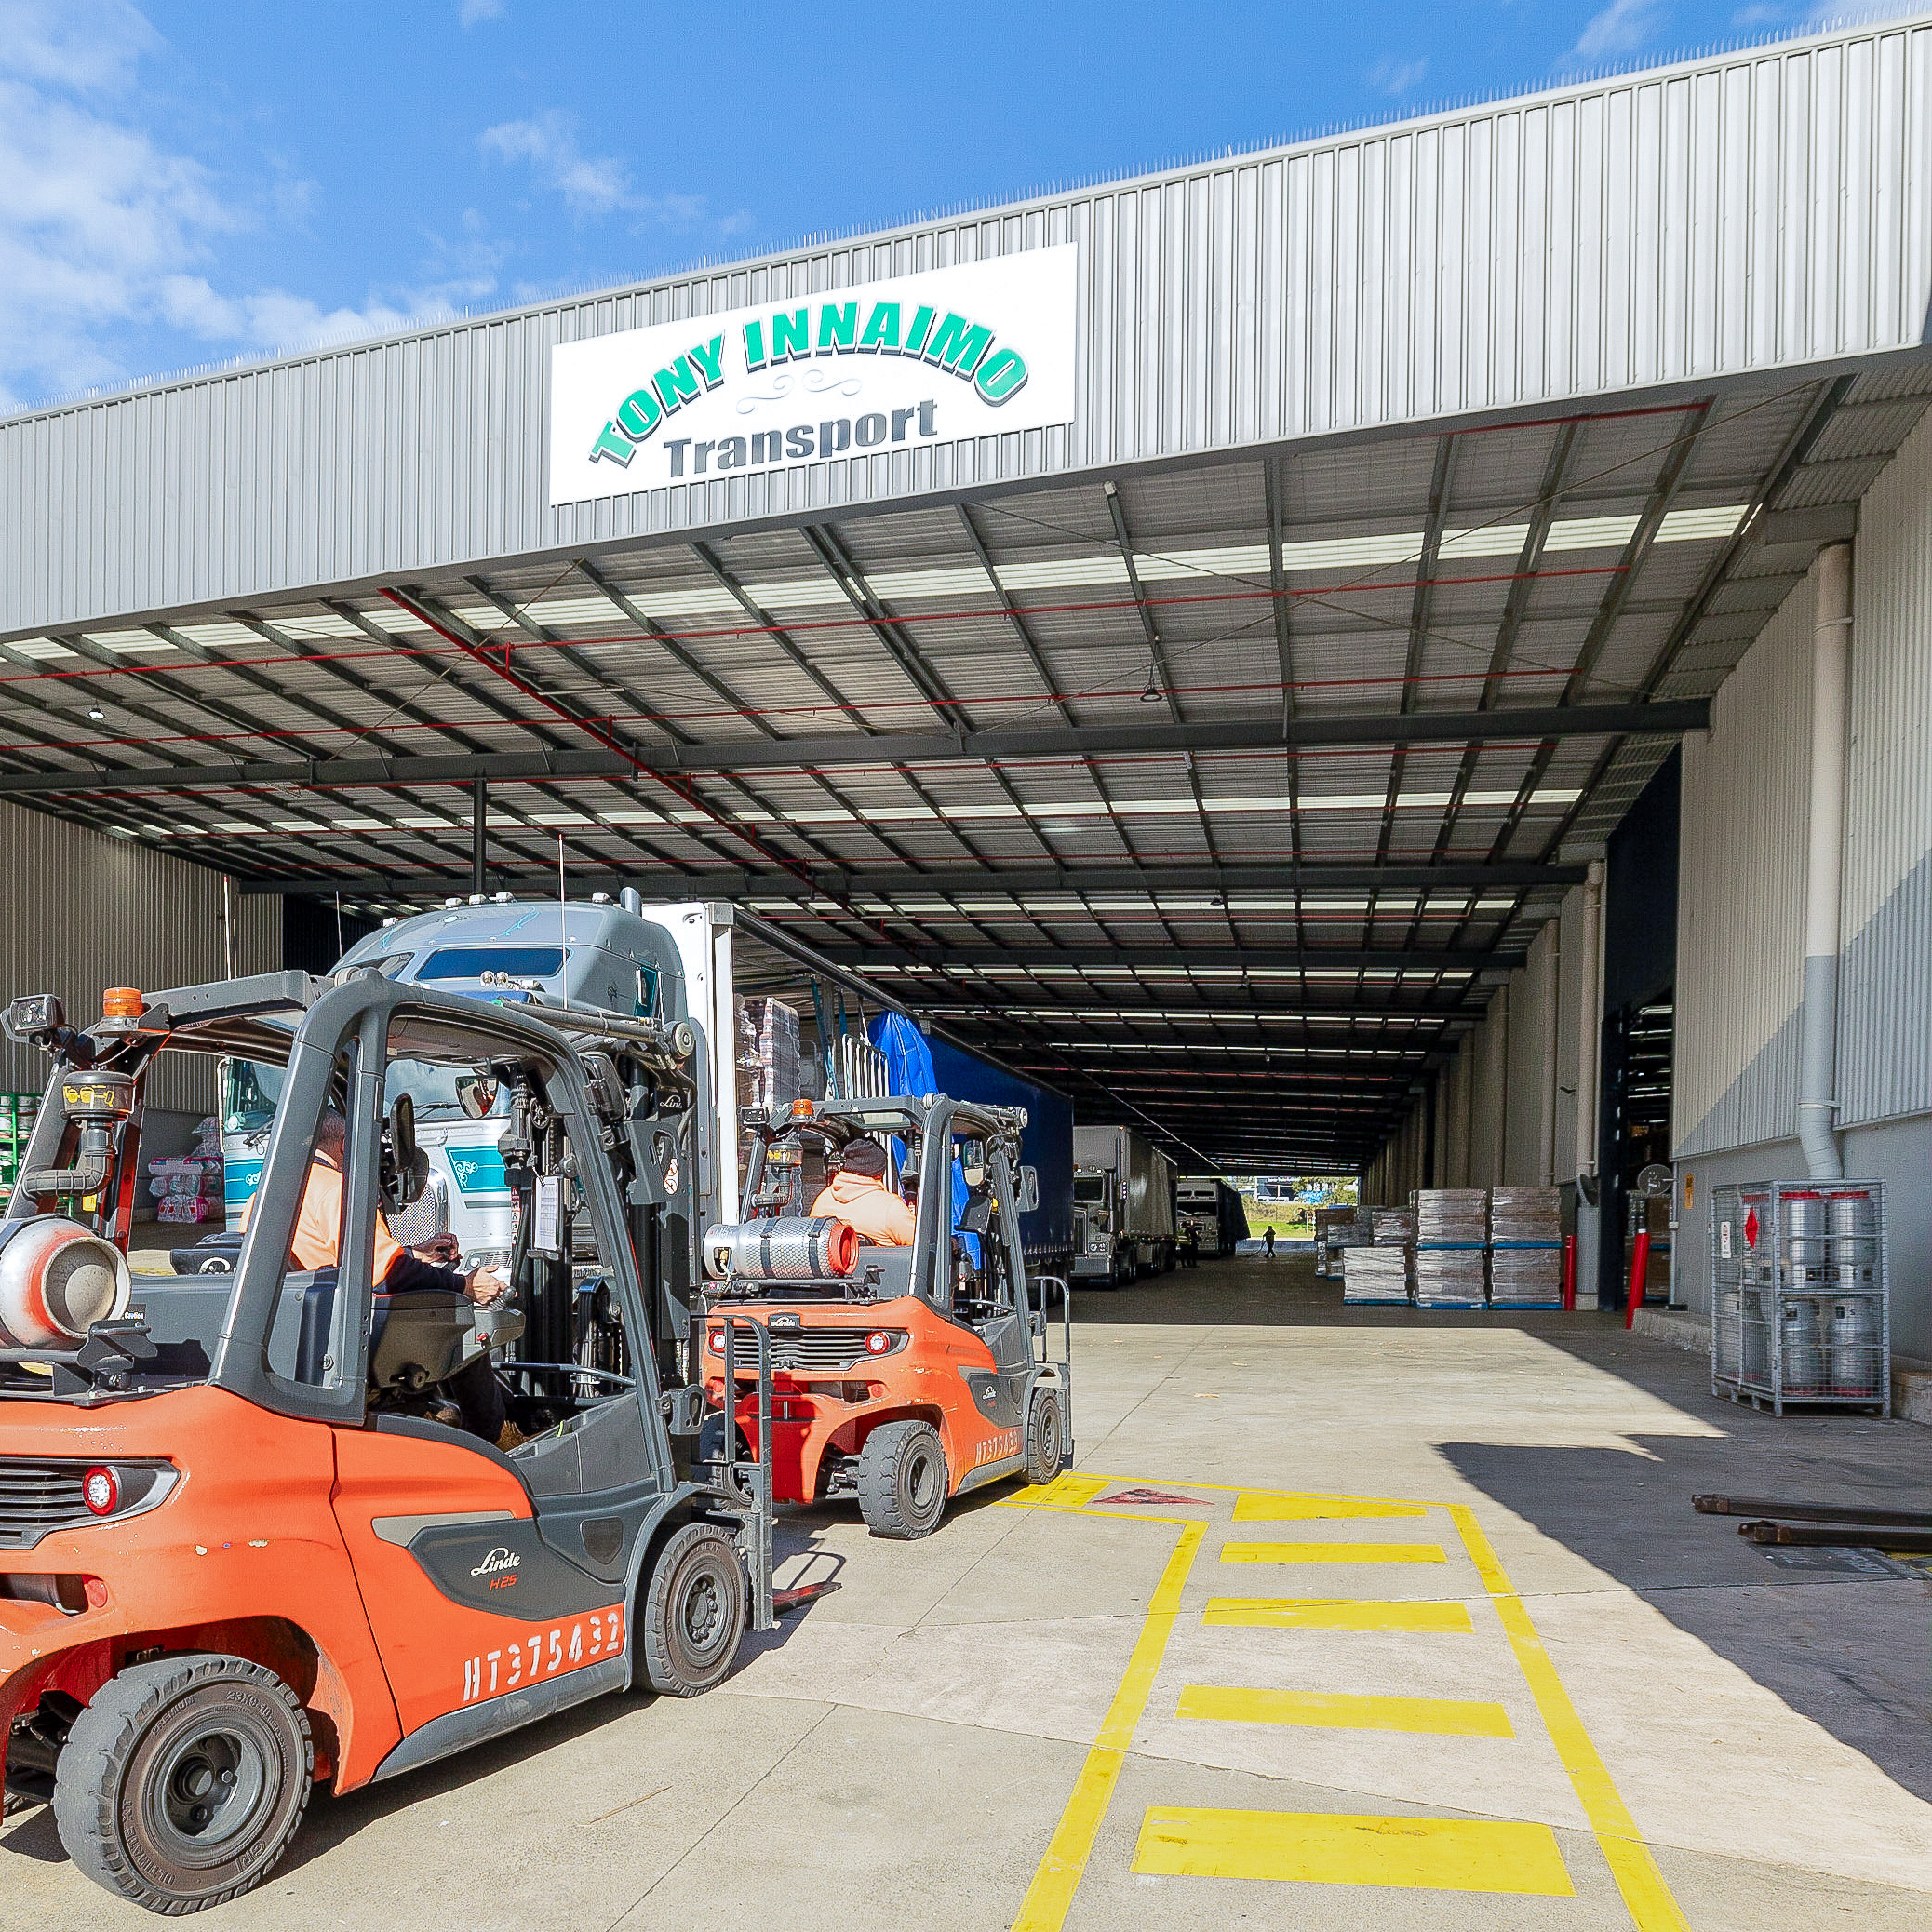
(1710, 1180), (1889, 1416)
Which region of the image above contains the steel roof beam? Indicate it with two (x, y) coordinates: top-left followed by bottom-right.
(236, 859), (1582, 895)
(817, 944), (1519, 972)
(0, 701), (1711, 798)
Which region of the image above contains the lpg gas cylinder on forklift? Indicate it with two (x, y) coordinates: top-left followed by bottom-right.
(0, 971), (777, 1912)
(699, 1093), (1072, 1539)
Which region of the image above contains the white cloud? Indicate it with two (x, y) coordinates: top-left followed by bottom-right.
(481, 112), (634, 218)
(459, 0), (504, 26)
(1368, 54), (1429, 96)
(479, 110), (718, 231)
(1568, 0), (1668, 61)
(0, 1), (479, 409)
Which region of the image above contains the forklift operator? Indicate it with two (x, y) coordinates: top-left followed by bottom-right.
(241, 1110), (518, 1447)
(809, 1136), (915, 1245)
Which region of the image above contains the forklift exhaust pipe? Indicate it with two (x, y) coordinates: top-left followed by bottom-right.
(0, 1217), (133, 1348)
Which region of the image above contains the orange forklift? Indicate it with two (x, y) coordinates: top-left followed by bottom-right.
(698, 1093), (1072, 1538)
(0, 971), (777, 1912)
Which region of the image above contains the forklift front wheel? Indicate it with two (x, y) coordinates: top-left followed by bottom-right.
(52, 1653), (313, 1914)
(640, 1523), (748, 1697)
(856, 1419), (948, 1539)
(1026, 1388), (1068, 1486)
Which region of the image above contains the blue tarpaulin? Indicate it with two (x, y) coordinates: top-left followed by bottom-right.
(869, 1012), (976, 1262)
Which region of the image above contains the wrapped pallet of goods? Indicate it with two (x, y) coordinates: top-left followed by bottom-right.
(1342, 1242), (1412, 1305)
(1371, 1206), (1415, 1246)
(1414, 1188), (1486, 1308)
(736, 996), (804, 1173)
(1488, 1186), (1564, 1308)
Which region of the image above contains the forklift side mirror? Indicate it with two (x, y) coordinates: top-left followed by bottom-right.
(959, 1190), (993, 1236)
(382, 1093), (429, 1210)
(456, 1074), (499, 1120)
(1015, 1165), (1040, 1214)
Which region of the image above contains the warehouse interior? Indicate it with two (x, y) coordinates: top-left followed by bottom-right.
(4, 17), (1931, 1930)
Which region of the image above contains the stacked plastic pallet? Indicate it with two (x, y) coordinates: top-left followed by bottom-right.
(1488, 1186), (1564, 1308)
(1414, 1189), (1487, 1307)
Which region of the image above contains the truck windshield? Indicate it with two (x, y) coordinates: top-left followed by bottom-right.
(1073, 1176), (1107, 1202)
(415, 946), (565, 981)
(222, 1054), (508, 1130)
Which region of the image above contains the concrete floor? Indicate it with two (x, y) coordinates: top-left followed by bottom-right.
(7, 1253), (1930, 1928)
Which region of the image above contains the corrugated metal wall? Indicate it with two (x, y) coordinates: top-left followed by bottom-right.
(1362, 879), (1588, 1201)
(0, 808), (281, 1112)
(1837, 404), (1932, 1126)
(7, 18), (1932, 634)
(1673, 573), (1812, 1155)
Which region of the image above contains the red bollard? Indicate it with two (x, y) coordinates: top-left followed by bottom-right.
(1562, 1234), (1576, 1311)
(1624, 1228), (1651, 1330)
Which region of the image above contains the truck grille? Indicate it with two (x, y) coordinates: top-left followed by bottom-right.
(0, 1458), (92, 1550)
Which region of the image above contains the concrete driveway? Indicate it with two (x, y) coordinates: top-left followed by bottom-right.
(7, 1254), (1929, 1929)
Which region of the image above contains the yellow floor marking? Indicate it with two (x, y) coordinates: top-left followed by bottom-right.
(1176, 1685), (1514, 1737)
(1133, 1807), (1575, 1895)
(1204, 1597), (1476, 1633)
(1008, 1520), (1206, 1932)
(1222, 1539), (1446, 1564)
(1447, 1504), (1689, 1932)
(1234, 1490), (1429, 1521)
(1001, 1472), (1112, 1511)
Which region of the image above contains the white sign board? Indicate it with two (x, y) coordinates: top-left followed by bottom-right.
(548, 246), (1078, 505)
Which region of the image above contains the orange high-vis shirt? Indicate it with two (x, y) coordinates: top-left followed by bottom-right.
(809, 1170), (915, 1246)
(241, 1155), (406, 1281)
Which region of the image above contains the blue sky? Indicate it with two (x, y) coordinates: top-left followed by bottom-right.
(0, 1), (1912, 410)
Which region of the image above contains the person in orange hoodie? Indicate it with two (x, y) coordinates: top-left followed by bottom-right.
(809, 1136), (915, 1245)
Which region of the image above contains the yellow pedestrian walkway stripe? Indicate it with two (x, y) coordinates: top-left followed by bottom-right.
(1448, 1504), (1690, 1931)
(1007, 1477), (1689, 1932)
(1007, 1519), (1206, 1932)
(1222, 1539), (1446, 1564)
(1133, 1807), (1576, 1895)
(1177, 1684), (1514, 1737)
(1204, 1596), (1475, 1633)
(1233, 1490), (1429, 1521)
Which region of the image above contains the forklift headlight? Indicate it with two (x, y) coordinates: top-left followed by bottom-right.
(864, 1331), (906, 1356)
(73, 1460), (177, 1524)
(706, 1327), (725, 1354)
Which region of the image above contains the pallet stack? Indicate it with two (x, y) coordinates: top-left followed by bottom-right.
(1488, 1187), (1564, 1308)
(1414, 1189), (1487, 1308)
(1343, 1205), (1415, 1304)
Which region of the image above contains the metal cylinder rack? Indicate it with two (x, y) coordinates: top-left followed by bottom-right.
(1710, 1180), (1889, 1415)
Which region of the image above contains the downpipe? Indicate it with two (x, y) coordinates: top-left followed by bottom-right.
(1798, 543), (1851, 1182)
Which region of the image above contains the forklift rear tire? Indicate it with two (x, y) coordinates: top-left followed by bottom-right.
(52, 1653), (312, 1914)
(640, 1523), (747, 1697)
(1026, 1389), (1067, 1486)
(856, 1420), (948, 1539)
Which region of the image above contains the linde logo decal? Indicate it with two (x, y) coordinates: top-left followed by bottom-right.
(471, 1546), (520, 1577)
(548, 247), (1077, 506)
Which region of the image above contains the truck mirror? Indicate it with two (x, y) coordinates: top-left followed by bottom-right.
(456, 1074), (498, 1119)
(1015, 1165), (1040, 1214)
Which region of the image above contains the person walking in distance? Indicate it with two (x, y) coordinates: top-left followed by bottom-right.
(1263, 1225), (1276, 1260)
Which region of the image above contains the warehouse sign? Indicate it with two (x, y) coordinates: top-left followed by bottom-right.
(548, 246), (1078, 503)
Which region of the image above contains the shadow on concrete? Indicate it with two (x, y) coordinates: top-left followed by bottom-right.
(1434, 1318), (1932, 1807)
